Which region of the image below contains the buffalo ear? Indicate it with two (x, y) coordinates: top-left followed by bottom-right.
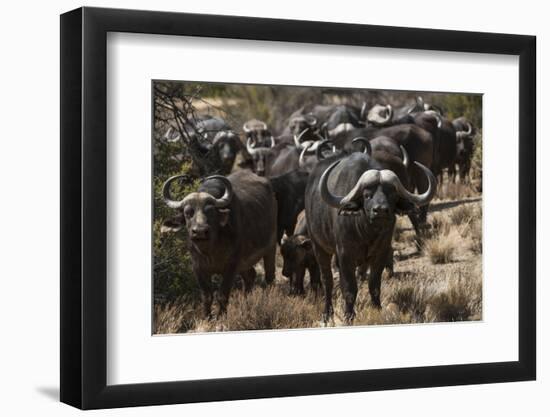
(161, 213), (185, 233)
(218, 208), (231, 227)
(395, 198), (416, 215)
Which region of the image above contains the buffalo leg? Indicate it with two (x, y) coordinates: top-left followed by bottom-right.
(308, 262), (321, 294)
(196, 272), (213, 319)
(337, 251), (358, 323)
(368, 261), (385, 309)
(356, 263), (367, 282)
(291, 267), (306, 296)
(314, 245), (334, 323)
(385, 246), (394, 278)
(217, 270), (237, 317)
(242, 268), (256, 292)
(263, 243), (276, 285)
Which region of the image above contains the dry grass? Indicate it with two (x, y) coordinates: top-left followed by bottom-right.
(424, 229), (459, 264)
(192, 287), (323, 332)
(449, 204), (475, 226)
(437, 182), (477, 200)
(154, 185), (483, 334)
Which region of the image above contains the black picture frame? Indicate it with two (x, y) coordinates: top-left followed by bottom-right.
(60, 6), (536, 410)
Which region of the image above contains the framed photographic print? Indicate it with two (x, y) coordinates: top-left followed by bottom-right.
(60, 6), (536, 410)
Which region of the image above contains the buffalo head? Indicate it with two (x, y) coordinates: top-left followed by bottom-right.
(366, 104), (393, 126)
(319, 159), (436, 224)
(280, 233), (313, 279)
(288, 114), (318, 137)
(243, 119), (274, 148)
(162, 175), (233, 248)
(455, 122), (474, 162)
(246, 136), (276, 176)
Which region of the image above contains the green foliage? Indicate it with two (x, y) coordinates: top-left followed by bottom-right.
(153, 160), (201, 301)
(431, 94), (483, 128)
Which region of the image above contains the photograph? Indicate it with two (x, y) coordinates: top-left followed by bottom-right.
(152, 81), (483, 334)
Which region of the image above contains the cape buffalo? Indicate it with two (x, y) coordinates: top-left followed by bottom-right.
(161, 171), (277, 318)
(246, 134), (320, 177)
(280, 211), (321, 295)
(269, 170), (310, 242)
(452, 117), (476, 183)
(331, 124), (434, 225)
(306, 152), (436, 322)
(243, 119), (274, 148)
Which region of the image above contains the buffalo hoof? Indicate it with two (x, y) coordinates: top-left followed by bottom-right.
(343, 313), (355, 326)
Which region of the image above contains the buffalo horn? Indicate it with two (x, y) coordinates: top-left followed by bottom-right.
(164, 127), (181, 142)
(381, 162), (436, 207)
(382, 104), (393, 124)
(201, 175), (234, 208)
(299, 142), (313, 168)
(351, 137), (372, 156)
(246, 137), (258, 155)
(400, 146), (410, 168)
(319, 160), (346, 208)
(360, 102), (367, 121)
(162, 174), (189, 209)
(293, 128), (310, 149)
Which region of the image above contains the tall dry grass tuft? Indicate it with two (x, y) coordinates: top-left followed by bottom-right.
(429, 212), (451, 236)
(192, 286), (322, 332)
(425, 274), (482, 322)
(424, 229), (461, 264)
(469, 219), (483, 254)
(154, 298), (197, 334)
(449, 204), (475, 226)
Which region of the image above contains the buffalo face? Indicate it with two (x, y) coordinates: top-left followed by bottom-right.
(455, 122), (474, 162)
(319, 159), (437, 223)
(210, 131), (240, 173)
(161, 175), (233, 250)
(288, 114), (317, 137)
(280, 234), (312, 278)
(246, 137), (275, 176)
(243, 119), (273, 148)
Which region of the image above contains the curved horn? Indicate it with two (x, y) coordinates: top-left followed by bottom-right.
(456, 131), (471, 141)
(261, 121), (268, 130)
(400, 145), (410, 168)
(162, 174), (189, 209)
(360, 102), (367, 120)
(306, 114), (317, 127)
(246, 137), (258, 155)
(299, 142), (313, 168)
(381, 162), (437, 207)
(212, 131), (227, 146)
(242, 122), (251, 133)
(315, 139), (336, 161)
(465, 122), (472, 135)
(164, 127), (181, 142)
(351, 137), (372, 156)
(319, 160), (345, 208)
(426, 110), (442, 128)
(383, 104), (393, 124)
(270, 135), (276, 148)
(201, 175), (233, 208)
(293, 128), (310, 149)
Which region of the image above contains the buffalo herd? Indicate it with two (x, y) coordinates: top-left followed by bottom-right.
(160, 96), (478, 324)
